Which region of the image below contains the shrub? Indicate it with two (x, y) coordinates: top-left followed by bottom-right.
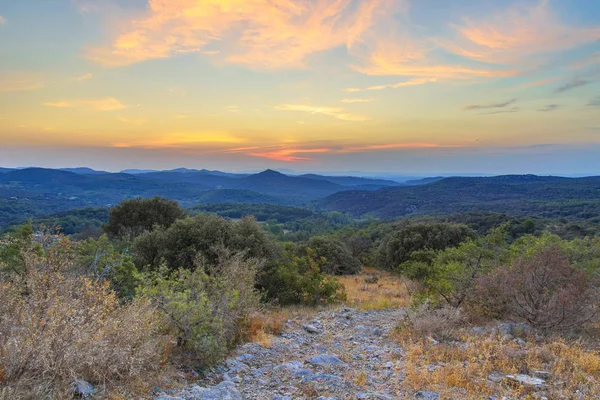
(259, 247), (346, 306)
(396, 302), (464, 342)
(378, 222), (473, 270)
(0, 237), (165, 397)
(307, 236), (361, 275)
(133, 215), (276, 271)
(476, 246), (599, 331)
(138, 250), (262, 366)
(105, 196), (185, 240)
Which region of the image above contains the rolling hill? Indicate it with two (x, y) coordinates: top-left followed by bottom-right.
(316, 175), (600, 220)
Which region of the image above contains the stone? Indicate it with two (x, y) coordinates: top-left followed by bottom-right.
(533, 370), (552, 380)
(236, 353), (255, 362)
(188, 381), (242, 400)
(505, 374), (547, 390)
(306, 354), (348, 367)
(302, 373), (342, 384)
(292, 368), (313, 378)
(71, 379), (94, 398)
(414, 391), (440, 399)
(303, 324), (321, 334)
(488, 371), (506, 383)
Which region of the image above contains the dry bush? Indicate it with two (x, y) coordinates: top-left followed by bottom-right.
(395, 303), (464, 342)
(337, 267), (411, 310)
(0, 242), (166, 398)
(475, 246), (599, 332)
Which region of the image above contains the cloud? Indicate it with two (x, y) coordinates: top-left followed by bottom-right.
(537, 104), (560, 112)
(43, 97), (127, 111)
(118, 117), (146, 126)
(346, 77), (435, 92)
(340, 98), (374, 103)
(441, 0), (600, 66)
(464, 99), (516, 110)
(247, 147), (330, 162)
(241, 141), (464, 162)
(86, 0), (387, 69)
(0, 72), (44, 92)
(587, 97), (600, 107)
(76, 72), (93, 81)
(274, 104), (370, 122)
(483, 107), (520, 115)
(113, 132), (245, 149)
(555, 78), (591, 93)
(500, 77), (560, 92)
(571, 52), (600, 69)
(0, 16), (6, 25)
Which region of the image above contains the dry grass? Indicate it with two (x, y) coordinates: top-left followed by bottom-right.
(392, 325), (600, 398)
(0, 239), (170, 399)
(337, 267), (411, 310)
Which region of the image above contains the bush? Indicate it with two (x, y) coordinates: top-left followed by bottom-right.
(396, 302), (464, 342)
(133, 215), (276, 271)
(105, 196), (185, 240)
(378, 222), (473, 270)
(476, 246), (599, 331)
(0, 236), (165, 397)
(138, 250), (262, 366)
(259, 246), (346, 306)
(307, 236), (361, 275)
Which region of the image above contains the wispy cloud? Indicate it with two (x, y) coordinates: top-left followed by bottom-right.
(555, 78), (591, 93)
(112, 132), (245, 149)
(537, 104), (561, 112)
(274, 104), (370, 122)
(571, 52), (600, 69)
(118, 117), (146, 126)
(441, 0), (600, 66)
(0, 72), (44, 92)
(587, 97), (600, 107)
(500, 77), (560, 92)
(0, 16), (6, 25)
(248, 148), (330, 162)
(76, 72), (93, 81)
(340, 98), (374, 103)
(43, 97), (127, 111)
(483, 107), (520, 115)
(86, 0), (386, 69)
(346, 77), (436, 92)
(464, 99), (516, 110)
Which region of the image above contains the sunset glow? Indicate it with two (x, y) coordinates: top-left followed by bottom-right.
(1, 0), (599, 174)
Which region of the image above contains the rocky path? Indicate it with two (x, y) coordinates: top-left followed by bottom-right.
(154, 307), (440, 400)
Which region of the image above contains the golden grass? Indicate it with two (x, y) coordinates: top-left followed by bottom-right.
(337, 267), (411, 310)
(391, 326), (600, 398)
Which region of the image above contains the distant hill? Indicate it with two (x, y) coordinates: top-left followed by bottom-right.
(232, 170), (345, 200)
(59, 167), (108, 175)
(297, 174), (400, 187)
(194, 189), (287, 205)
(316, 175), (600, 220)
(188, 203), (314, 222)
(403, 176), (446, 186)
(0, 168), (14, 173)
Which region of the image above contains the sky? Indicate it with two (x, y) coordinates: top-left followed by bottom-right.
(0, 0), (599, 175)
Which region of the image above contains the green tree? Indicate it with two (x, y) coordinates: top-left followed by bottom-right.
(307, 236), (361, 275)
(104, 196), (185, 240)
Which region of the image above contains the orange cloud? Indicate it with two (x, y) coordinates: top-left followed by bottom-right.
(87, 0), (387, 69)
(340, 143), (463, 153)
(113, 133), (245, 149)
(274, 104), (370, 122)
(441, 0), (600, 65)
(43, 98), (127, 111)
(248, 147), (330, 162)
(347, 77), (436, 92)
(0, 72), (44, 92)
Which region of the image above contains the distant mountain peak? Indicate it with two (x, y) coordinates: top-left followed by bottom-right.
(257, 169), (286, 177)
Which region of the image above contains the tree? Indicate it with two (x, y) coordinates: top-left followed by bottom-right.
(104, 197), (185, 240)
(378, 222), (473, 270)
(307, 236), (361, 275)
(132, 215), (276, 271)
